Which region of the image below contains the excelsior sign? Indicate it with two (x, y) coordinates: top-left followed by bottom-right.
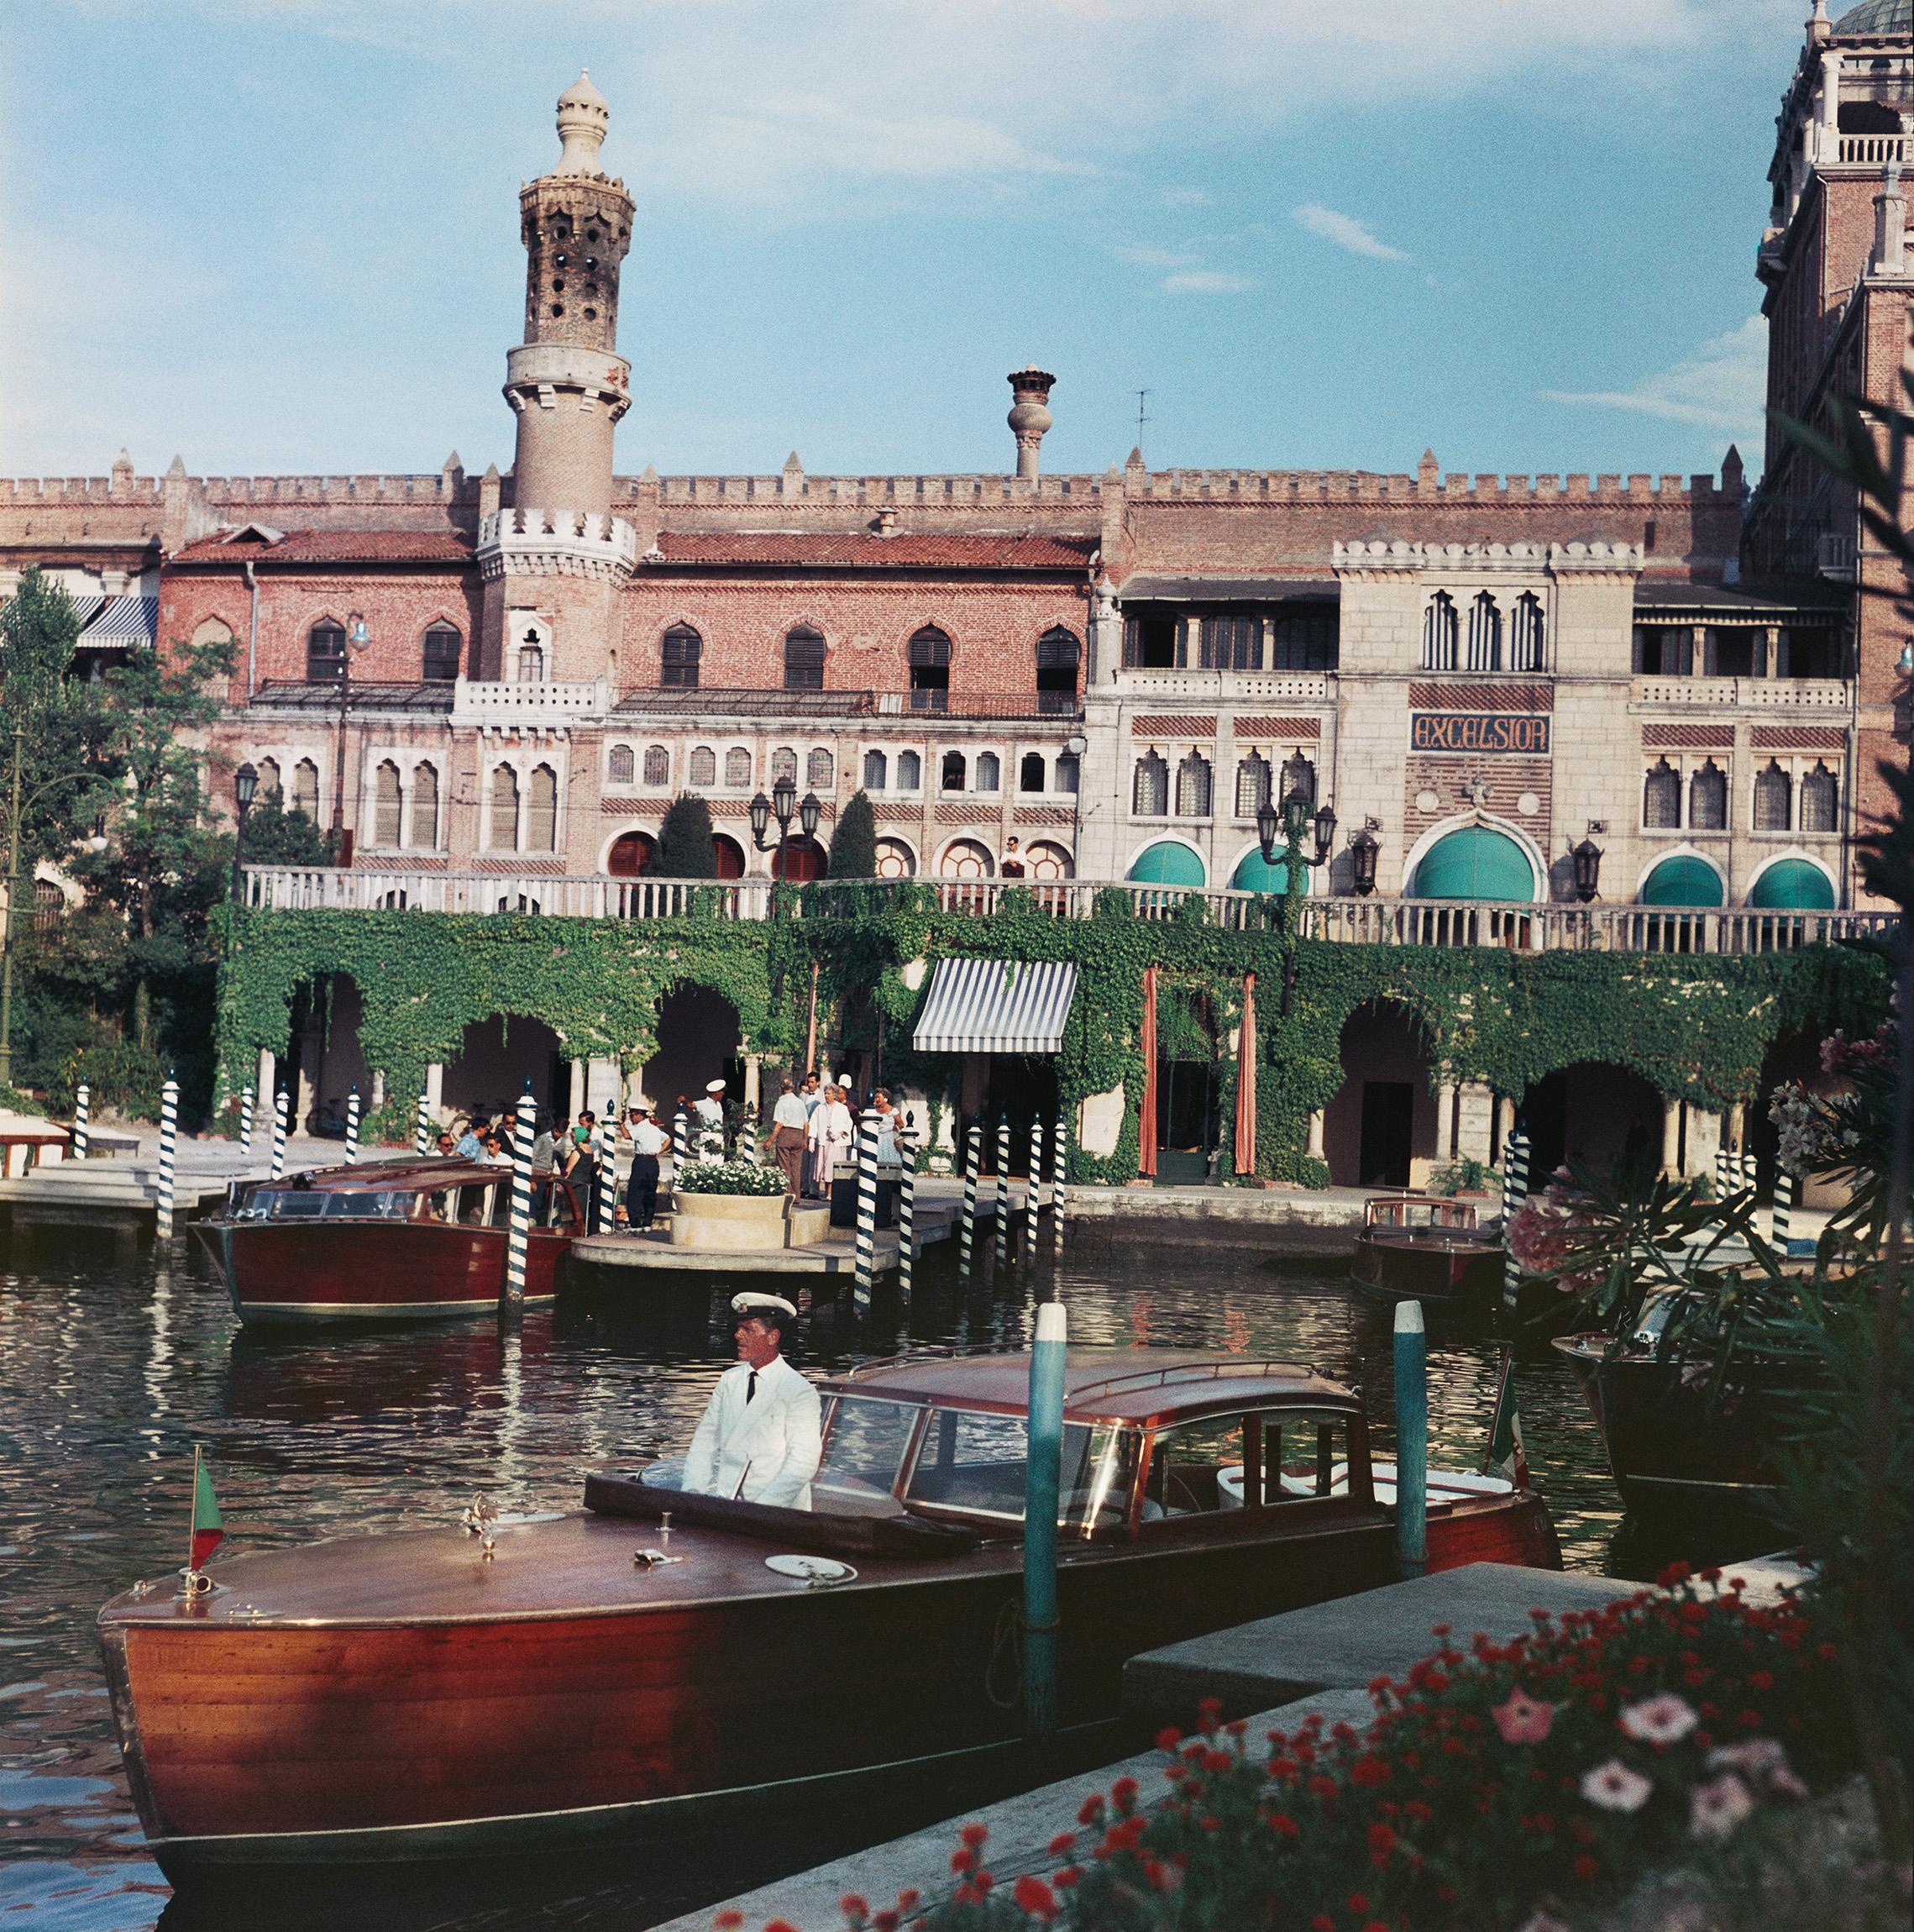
(1411, 713), (1551, 755)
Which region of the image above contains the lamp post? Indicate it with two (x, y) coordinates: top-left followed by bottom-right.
(329, 613), (370, 867)
(1571, 834), (1603, 905)
(230, 762), (258, 904)
(1256, 783), (1337, 1016)
(750, 774), (821, 912)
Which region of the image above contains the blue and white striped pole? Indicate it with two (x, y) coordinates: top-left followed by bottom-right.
(959, 1121), (982, 1278)
(852, 1109), (880, 1314)
(414, 1086), (433, 1157)
(994, 1115), (1012, 1271)
(1022, 1297), (1068, 1744)
(673, 1107), (690, 1169)
(1393, 1299), (1428, 1578)
(1049, 1115), (1068, 1257)
(343, 1085), (360, 1166)
(1025, 1114), (1045, 1263)
(71, 1082), (90, 1163)
(1771, 1164), (1795, 1254)
(896, 1123), (916, 1305)
(237, 1082), (253, 1152)
(156, 1074), (178, 1240)
(1501, 1126), (1529, 1312)
(270, 1086), (288, 1179)
(501, 1084), (535, 1321)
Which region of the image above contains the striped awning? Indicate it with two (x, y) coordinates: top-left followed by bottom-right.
(912, 957), (1078, 1055)
(76, 595), (156, 648)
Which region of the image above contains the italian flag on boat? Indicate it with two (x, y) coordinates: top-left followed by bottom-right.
(1484, 1347), (1529, 1487)
(190, 1448), (224, 1569)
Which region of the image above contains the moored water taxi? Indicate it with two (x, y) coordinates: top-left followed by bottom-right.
(1351, 1194), (1503, 1305)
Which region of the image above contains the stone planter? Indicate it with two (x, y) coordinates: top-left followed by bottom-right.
(668, 1191), (790, 1251)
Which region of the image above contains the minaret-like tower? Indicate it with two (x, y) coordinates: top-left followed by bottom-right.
(506, 71), (635, 518)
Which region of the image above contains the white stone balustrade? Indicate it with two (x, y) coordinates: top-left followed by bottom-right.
(477, 507), (640, 572)
(449, 676), (608, 726)
(1631, 675), (1852, 711)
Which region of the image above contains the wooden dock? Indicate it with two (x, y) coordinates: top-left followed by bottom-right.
(570, 1199), (966, 1274)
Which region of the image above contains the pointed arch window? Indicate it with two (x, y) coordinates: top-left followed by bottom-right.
(291, 760), (319, 820)
(1235, 751), (1271, 819)
(255, 757), (281, 803)
(307, 622), (346, 683)
(1753, 759), (1792, 832)
(941, 750), (967, 792)
(1466, 593), (1501, 672)
(1643, 759), (1681, 829)
(1133, 751), (1168, 816)
(1799, 761), (1838, 832)
(1019, 752), (1046, 794)
(1036, 627), (1081, 712)
(422, 623), (463, 682)
(373, 760), (402, 848)
(608, 744), (635, 786)
(897, 749), (922, 791)
(1053, 749), (1078, 795)
(409, 763), (439, 848)
(1509, 592), (1545, 672)
(642, 744), (669, 787)
(808, 747), (834, 789)
(1280, 751), (1316, 806)
(770, 746), (798, 785)
(1421, 593), (1458, 671)
(863, 749), (888, 790)
(784, 626), (826, 691)
(974, 752), (1000, 793)
(689, 745), (717, 788)
(527, 764), (558, 853)
(1689, 759), (1728, 831)
(489, 764), (521, 850)
(661, 624), (702, 689)
(516, 638), (545, 682)
(1176, 751), (1213, 817)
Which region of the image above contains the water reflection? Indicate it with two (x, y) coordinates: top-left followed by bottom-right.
(0, 1220), (1771, 1932)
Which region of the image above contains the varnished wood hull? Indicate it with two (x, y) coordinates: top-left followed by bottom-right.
(191, 1218), (566, 1323)
(1351, 1230), (1502, 1304)
(100, 1495), (1559, 1876)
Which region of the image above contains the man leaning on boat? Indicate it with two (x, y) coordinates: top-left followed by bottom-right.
(681, 1294), (822, 1509)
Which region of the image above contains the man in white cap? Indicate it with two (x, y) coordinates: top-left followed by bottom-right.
(681, 1294), (822, 1509)
(693, 1078), (727, 1163)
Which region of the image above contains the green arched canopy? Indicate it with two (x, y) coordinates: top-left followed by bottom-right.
(1230, 848), (1309, 894)
(1410, 827), (1535, 901)
(1639, 855), (1724, 907)
(1126, 841), (1207, 887)
(1748, 858), (1835, 910)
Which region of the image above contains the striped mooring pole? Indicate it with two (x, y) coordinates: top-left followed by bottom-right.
(270, 1087), (289, 1179)
(501, 1084), (535, 1320)
(1738, 1144), (1756, 1196)
(852, 1109), (880, 1315)
(1771, 1164), (1795, 1253)
(896, 1124), (916, 1305)
(237, 1083), (253, 1151)
(673, 1108), (690, 1169)
(156, 1074), (179, 1240)
(958, 1121), (982, 1277)
(343, 1086), (360, 1166)
(1049, 1115), (1068, 1256)
(71, 1082), (90, 1163)
(414, 1087), (433, 1157)
(1025, 1115), (1045, 1263)
(1713, 1139), (1731, 1201)
(595, 1119), (618, 1236)
(1501, 1126), (1529, 1312)
(994, 1115), (1012, 1270)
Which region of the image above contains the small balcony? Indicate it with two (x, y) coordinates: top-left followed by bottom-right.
(1631, 675), (1852, 712)
(449, 676), (608, 726)
(1106, 669), (1331, 705)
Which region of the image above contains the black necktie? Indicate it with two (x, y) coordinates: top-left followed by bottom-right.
(746, 1370), (758, 1404)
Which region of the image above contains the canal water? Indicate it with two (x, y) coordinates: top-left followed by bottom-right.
(0, 1219), (1770, 1931)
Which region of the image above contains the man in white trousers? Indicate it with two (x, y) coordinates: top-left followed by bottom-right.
(680, 1293), (822, 1509)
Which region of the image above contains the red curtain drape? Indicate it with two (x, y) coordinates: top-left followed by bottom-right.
(1234, 971), (1257, 1176)
(1139, 966), (1159, 1177)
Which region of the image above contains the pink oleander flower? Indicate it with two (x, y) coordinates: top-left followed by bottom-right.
(1689, 1772), (1755, 1842)
(1618, 1693), (1699, 1746)
(1491, 1688), (1555, 1746)
(1579, 1757), (1653, 1813)
(1513, 1912), (1574, 1932)
(1708, 1738), (1808, 1798)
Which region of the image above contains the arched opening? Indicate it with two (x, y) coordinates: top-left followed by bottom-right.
(908, 627), (952, 711)
(1019, 752), (1046, 794)
(1175, 752), (1212, 817)
(291, 759), (320, 821)
(642, 986), (742, 1121)
(1323, 1002), (1439, 1189)
(1409, 825), (1536, 900)
(421, 623), (463, 683)
(1639, 854), (1723, 906)
(939, 837), (994, 879)
(724, 746), (752, 789)
(1024, 840), (1072, 879)
(1518, 1062), (1663, 1184)
(1230, 848), (1310, 894)
(770, 836), (826, 881)
(609, 744), (636, 785)
(1126, 840), (1205, 886)
(1132, 751), (1168, 816)
(1748, 857), (1835, 909)
(711, 833), (746, 879)
(442, 1014), (569, 1126)
(863, 749), (889, 790)
(608, 831), (656, 877)
(1151, 982), (1222, 1184)
(642, 744), (670, 787)
(874, 837), (915, 879)
(661, 624), (702, 688)
(307, 622), (346, 683)
(784, 626), (826, 691)
(487, 764), (520, 851)
(526, 764), (558, 853)
(372, 760), (402, 848)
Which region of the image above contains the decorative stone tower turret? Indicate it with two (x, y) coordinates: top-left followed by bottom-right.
(506, 71), (635, 519)
(1007, 366), (1056, 480)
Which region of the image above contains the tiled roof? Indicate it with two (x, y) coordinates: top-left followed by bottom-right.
(174, 528), (474, 564)
(647, 532), (1096, 570)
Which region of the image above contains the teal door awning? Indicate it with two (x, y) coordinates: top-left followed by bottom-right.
(1126, 841), (1207, 887)
(1639, 855), (1724, 907)
(1230, 848), (1309, 894)
(1410, 827), (1535, 901)
(1748, 858), (1836, 910)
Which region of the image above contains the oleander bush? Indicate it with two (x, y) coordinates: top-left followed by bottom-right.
(673, 1160), (788, 1196)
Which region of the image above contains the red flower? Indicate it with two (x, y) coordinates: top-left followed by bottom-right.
(1053, 1868), (1081, 1891)
(960, 1821), (989, 1850)
(1268, 1813), (1300, 1838)
(1312, 1918), (1335, 1932)
(873, 1915), (898, 1932)
(1013, 1875), (1057, 1920)
(1574, 1854), (1599, 1881)
(1198, 1696), (1224, 1729)
(715, 1917), (745, 1930)
(1076, 1795), (1104, 1825)
(1308, 1775), (1338, 1798)
(952, 1883), (978, 1908)
(950, 1850), (974, 1874)
(1271, 1756), (1299, 1779)
(1156, 1725), (1182, 1752)
(975, 1872), (994, 1895)
(1366, 1824), (1397, 1853)
(1111, 1777), (1140, 1812)
(1046, 1830), (1077, 1857)
(1347, 1892), (1371, 1914)
(839, 1897), (868, 1925)
(766, 1923), (800, 1932)
(1350, 1755), (1391, 1787)
(896, 1892), (920, 1913)
(1749, 1670), (1774, 1691)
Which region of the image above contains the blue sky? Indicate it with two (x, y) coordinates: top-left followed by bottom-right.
(2, 1), (1808, 486)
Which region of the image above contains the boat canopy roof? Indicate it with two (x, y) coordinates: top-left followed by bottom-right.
(820, 1347), (1355, 1429)
(250, 1158), (510, 1194)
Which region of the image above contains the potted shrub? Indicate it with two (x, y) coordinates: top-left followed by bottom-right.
(668, 1159), (792, 1250)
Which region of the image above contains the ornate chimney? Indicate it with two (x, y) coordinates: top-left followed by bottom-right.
(1007, 366), (1057, 480)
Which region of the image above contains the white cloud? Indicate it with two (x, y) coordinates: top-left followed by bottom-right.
(1293, 202), (1411, 263)
(1162, 269), (1256, 293)
(1539, 317), (1767, 440)
(1162, 187), (1209, 208)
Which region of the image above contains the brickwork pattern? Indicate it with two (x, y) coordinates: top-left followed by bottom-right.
(1643, 724), (1735, 748)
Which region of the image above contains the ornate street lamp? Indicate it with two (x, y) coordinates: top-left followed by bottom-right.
(751, 773), (811, 909)
(231, 762), (259, 904)
(799, 790), (821, 841)
(1350, 827), (1381, 898)
(1256, 783), (1339, 1016)
(330, 612), (370, 867)
(1571, 835), (1604, 904)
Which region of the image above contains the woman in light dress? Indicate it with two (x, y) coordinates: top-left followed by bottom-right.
(806, 1077), (855, 1199)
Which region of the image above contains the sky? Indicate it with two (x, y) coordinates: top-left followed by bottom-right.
(0, 0), (1816, 487)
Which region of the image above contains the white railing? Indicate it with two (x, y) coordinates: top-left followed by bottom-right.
(239, 867), (1900, 954)
(1836, 135), (1905, 166)
(449, 676), (608, 724)
(1633, 675), (1852, 711)
(1105, 669), (1332, 702)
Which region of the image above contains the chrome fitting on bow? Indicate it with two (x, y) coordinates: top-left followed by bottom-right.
(632, 1548), (683, 1569)
(461, 1494), (499, 1558)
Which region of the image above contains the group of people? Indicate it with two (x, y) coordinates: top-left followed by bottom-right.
(764, 1074), (907, 1198)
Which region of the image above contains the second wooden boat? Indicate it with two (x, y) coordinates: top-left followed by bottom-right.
(1351, 1195), (1502, 1305)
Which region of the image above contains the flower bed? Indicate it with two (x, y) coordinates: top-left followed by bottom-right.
(806, 1570), (1845, 1932)
(674, 1160), (787, 1196)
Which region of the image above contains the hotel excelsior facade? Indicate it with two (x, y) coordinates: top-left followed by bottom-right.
(0, 7), (1908, 1183)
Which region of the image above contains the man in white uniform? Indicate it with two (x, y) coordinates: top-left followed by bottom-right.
(680, 1294), (822, 1509)
(693, 1079), (727, 1163)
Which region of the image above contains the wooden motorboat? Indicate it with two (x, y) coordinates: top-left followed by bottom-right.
(1351, 1194), (1502, 1304)
(191, 1159), (586, 1324)
(98, 1346), (1560, 1877)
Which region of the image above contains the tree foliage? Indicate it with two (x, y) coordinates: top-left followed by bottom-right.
(656, 793), (717, 878)
(827, 788), (878, 879)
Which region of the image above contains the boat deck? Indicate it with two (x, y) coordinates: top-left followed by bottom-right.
(570, 1200), (963, 1273)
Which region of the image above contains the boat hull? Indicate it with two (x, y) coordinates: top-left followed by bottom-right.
(1351, 1229), (1502, 1305)
(191, 1218), (566, 1323)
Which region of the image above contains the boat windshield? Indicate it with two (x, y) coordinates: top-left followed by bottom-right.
(904, 1409), (1133, 1535)
(814, 1396), (921, 1514)
(319, 1191), (415, 1220)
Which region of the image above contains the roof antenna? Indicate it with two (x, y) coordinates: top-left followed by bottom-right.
(1134, 389), (1151, 459)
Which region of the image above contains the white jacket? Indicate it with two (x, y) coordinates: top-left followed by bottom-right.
(680, 1354), (823, 1509)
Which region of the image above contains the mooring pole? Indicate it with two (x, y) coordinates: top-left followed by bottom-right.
(270, 1086), (288, 1179)
(1025, 1115), (1044, 1262)
(236, 1083), (252, 1152)
(1022, 1297), (1067, 1745)
(414, 1087), (433, 1157)
(501, 1083), (534, 1323)
(72, 1081), (91, 1163)
(1771, 1163), (1794, 1253)
(1394, 1299), (1428, 1578)
(1049, 1114), (1067, 1256)
(852, 1108), (879, 1314)
(155, 1074), (178, 1240)
(959, 1121), (982, 1277)
(1500, 1126), (1529, 1311)
(343, 1084), (360, 1166)
(595, 1118), (618, 1236)
(673, 1107), (690, 1170)
(994, 1115), (1012, 1270)
(896, 1123), (916, 1305)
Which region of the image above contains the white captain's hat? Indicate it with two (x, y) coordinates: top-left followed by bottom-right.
(705, 1079), (726, 1094)
(731, 1291), (797, 1320)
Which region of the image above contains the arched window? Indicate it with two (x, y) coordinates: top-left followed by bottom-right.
(1466, 593), (1501, 672)
(291, 760), (319, 820)
(771, 746), (798, 785)
(724, 746), (752, 788)
(1754, 759), (1792, 832)
(1019, 752), (1046, 794)
(784, 626), (826, 690)
(1509, 593), (1545, 672)
(1176, 752), (1213, 817)
(373, 761), (402, 848)
(909, 627), (952, 711)
(1280, 751), (1316, 806)
(1235, 752), (1271, 818)
(1799, 762), (1838, 832)
(941, 750), (967, 792)
(689, 745), (716, 788)
(422, 623), (462, 682)
(975, 752), (1000, 793)
(527, 764), (558, 852)
(1643, 759), (1681, 828)
(1133, 751), (1168, 816)
(1036, 626), (1081, 711)
(1054, 749), (1078, 795)
(863, 749), (888, 790)
(874, 838), (915, 879)
(1421, 593), (1458, 672)
(608, 744), (635, 785)
(255, 756), (281, 803)
(661, 624), (702, 689)
(897, 749), (922, 791)
(808, 747), (834, 789)
(517, 637), (545, 683)
(489, 764), (520, 850)
(940, 838), (994, 879)
(307, 622), (346, 682)
(409, 763), (439, 848)
(1689, 759), (1728, 831)
(642, 745), (669, 787)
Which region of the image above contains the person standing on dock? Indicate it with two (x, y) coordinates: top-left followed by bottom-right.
(806, 1076), (854, 1200)
(681, 1294), (822, 1509)
(767, 1079), (809, 1195)
(694, 1079), (727, 1163)
(624, 1105), (669, 1231)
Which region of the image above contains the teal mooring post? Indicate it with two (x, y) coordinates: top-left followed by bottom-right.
(1022, 1298), (1067, 1745)
(1393, 1299), (1428, 1578)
